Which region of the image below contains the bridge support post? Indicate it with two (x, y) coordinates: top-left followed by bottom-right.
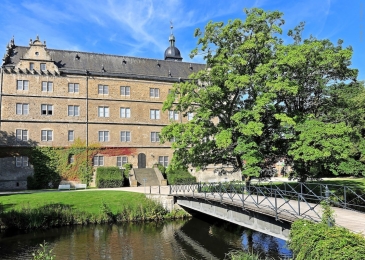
(275, 190), (278, 220)
(344, 186), (347, 208)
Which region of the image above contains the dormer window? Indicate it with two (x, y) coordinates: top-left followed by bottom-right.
(40, 63), (46, 71)
(29, 63), (34, 70)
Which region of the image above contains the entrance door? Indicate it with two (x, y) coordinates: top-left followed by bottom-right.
(138, 153), (146, 168)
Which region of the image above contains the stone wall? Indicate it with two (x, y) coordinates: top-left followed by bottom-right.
(0, 157), (33, 190)
(190, 166), (242, 183)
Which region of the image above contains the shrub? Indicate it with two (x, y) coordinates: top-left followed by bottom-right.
(96, 167), (123, 188)
(166, 168), (196, 184)
(288, 219), (365, 260)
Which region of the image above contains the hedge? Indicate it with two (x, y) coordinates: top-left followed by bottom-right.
(95, 167), (123, 188)
(166, 168), (196, 184)
(288, 219), (365, 260)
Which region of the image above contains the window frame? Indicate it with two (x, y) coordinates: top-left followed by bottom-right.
(158, 156), (169, 167)
(40, 63), (46, 71)
(120, 131), (131, 142)
(149, 88), (160, 98)
(68, 105), (80, 116)
(41, 130), (53, 141)
(150, 109), (160, 120)
(16, 103), (29, 115)
(68, 130), (74, 141)
(93, 156), (104, 166)
(168, 110), (179, 120)
(41, 81), (53, 92)
(16, 129), (28, 141)
(41, 104), (53, 115)
(17, 80), (29, 91)
(120, 86), (131, 96)
(98, 106), (109, 117)
(29, 63), (34, 70)
(120, 107), (131, 118)
(98, 85), (109, 95)
(150, 132), (160, 142)
(16, 156), (29, 167)
(98, 131), (109, 142)
(187, 112), (194, 121)
(117, 156), (128, 167)
(68, 83), (80, 93)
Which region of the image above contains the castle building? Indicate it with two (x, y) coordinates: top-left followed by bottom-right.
(0, 33), (205, 190)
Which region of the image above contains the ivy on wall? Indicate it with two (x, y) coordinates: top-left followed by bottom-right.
(0, 138), (136, 189)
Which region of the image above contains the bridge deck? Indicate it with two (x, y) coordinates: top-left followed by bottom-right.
(113, 186), (365, 236)
(170, 190), (365, 236)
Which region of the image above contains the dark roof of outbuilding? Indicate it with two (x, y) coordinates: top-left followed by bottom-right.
(3, 46), (205, 81)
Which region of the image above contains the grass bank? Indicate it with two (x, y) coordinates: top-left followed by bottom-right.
(0, 191), (189, 230)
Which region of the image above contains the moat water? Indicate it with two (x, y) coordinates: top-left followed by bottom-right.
(0, 214), (292, 259)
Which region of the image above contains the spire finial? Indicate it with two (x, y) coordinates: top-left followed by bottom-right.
(170, 21), (173, 35)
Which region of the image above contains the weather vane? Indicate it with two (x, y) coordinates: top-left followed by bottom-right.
(170, 20), (173, 34)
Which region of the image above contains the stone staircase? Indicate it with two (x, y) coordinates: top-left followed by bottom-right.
(134, 168), (160, 186)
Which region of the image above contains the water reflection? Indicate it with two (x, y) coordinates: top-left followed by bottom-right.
(0, 214), (292, 259)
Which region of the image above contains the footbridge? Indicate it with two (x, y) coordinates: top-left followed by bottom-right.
(147, 182), (365, 240)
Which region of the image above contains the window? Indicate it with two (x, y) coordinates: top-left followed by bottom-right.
(170, 137), (176, 142)
(16, 156), (29, 167)
(41, 104), (53, 115)
(16, 129), (28, 141)
(68, 105), (80, 116)
(69, 155), (75, 164)
(17, 80), (29, 90)
(98, 85), (109, 94)
(29, 63), (34, 70)
(93, 156), (104, 166)
(169, 111), (179, 120)
(159, 156), (168, 167)
(120, 86), (130, 96)
(120, 131), (131, 142)
(98, 131), (109, 142)
(98, 106), (109, 117)
(68, 130), (74, 141)
(187, 112), (194, 121)
(40, 63), (46, 71)
(120, 108), (131, 118)
(117, 156), (128, 167)
(151, 132), (160, 142)
(16, 103), (29, 115)
(150, 88), (159, 97)
(42, 81), (53, 92)
(150, 109), (160, 119)
(41, 130), (53, 141)
(68, 83), (79, 93)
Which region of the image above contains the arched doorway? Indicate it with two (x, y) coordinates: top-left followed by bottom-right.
(138, 153), (146, 168)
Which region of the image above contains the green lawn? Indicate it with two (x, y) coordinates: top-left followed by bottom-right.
(0, 191), (148, 215)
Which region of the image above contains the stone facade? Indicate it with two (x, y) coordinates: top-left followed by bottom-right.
(0, 36), (205, 190)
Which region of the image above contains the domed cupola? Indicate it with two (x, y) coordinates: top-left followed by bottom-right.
(164, 23), (183, 61)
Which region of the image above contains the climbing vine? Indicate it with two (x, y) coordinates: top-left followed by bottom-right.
(0, 138), (136, 189)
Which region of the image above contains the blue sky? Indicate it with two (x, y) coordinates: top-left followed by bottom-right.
(1, 0), (364, 79)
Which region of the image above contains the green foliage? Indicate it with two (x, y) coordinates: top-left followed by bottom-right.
(0, 196), (187, 230)
(96, 167), (123, 188)
(122, 163), (133, 186)
(225, 250), (266, 260)
(166, 168), (196, 184)
(28, 147), (61, 189)
(320, 200), (336, 226)
(161, 7), (363, 181)
(288, 219), (365, 260)
(32, 241), (55, 260)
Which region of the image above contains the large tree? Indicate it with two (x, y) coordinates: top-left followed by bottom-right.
(161, 8), (364, 181)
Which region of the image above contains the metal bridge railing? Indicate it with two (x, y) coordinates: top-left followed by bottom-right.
(168, 182), (365, 222)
